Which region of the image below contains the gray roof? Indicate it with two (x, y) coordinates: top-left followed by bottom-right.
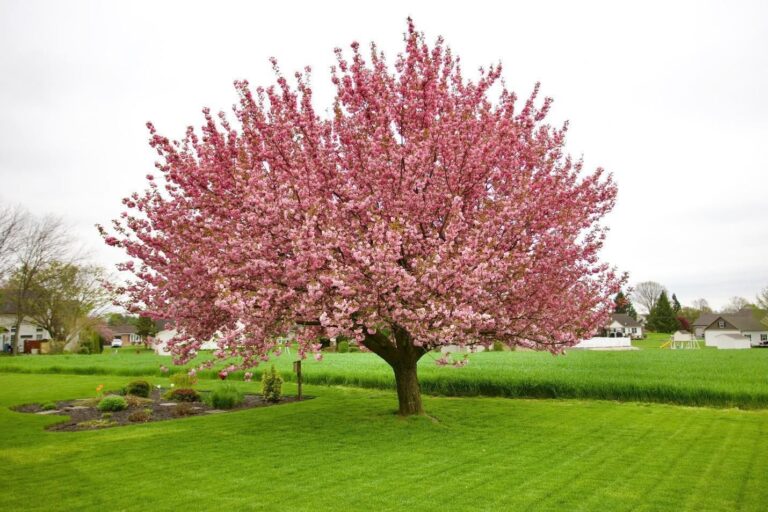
(110, 324), (136, 335)
(692, 313), (718, 327)
(611, 313), (642, 327)
(705, 313), (767, 332)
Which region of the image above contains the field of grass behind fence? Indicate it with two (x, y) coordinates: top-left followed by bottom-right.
(1, 348), (767, 409)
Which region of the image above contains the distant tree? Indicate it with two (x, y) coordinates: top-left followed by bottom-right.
(721, 296), (751, 314)
(614, 290), (637, 320)
(671, 293), (681, 313)
(135, 315), (159, 339)
(646, 291), (678, 333)
(106, 313), (138, 327)
(632, 281), (666, 314)
(4, 215), (69, 355)
(24, 261), (113, 348)
(677, 306), (700, 328)
(0, 205), (27, 282)
(691, 298), (712, 313)
(676, 316), (692, 332)
(758, 287), (768, 311)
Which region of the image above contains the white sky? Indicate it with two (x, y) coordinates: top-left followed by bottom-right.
(1, 0), (766, 310)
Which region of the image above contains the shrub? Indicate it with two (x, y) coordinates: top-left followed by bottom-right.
(97, 395), (127, 412)
(261, 365), (283, 402)
(208, 385), (243, 409)
(172, 402), (196, 417)
(78, 345), (91, 355)
(126, 380), (151, 397)
(128, 408), (152, 423)
(124, 395), (153, 408)
(41, 402), (57, 411)
(337, 341), (350, 353)
(166, 388), (201, 402)
(101, 412), (113, 420)
(170, 372), (198, 388)
(492, 341), (505, 352)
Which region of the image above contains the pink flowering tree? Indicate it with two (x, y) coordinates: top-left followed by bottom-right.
(102, 20), (624, 415)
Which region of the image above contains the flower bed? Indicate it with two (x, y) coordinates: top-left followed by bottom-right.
(13, 387), (310, 431)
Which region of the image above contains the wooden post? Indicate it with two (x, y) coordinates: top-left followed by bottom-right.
(293, 360), (302, 401)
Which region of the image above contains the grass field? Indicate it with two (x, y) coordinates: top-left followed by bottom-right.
(1, 347), (767, 409)
(1, 373), (767, 511)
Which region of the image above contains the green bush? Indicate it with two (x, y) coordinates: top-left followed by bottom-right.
(170, 372), (198, 388)
(337, 341), (350, 353)
(261, 365), (283, 402)
(97, 395), (127, 412)
(208, 385), (243, 409)
(165, 388), (201, 402)
(78, 345), (91, 355)
(492, 341), (505, 352)
(126, 380), (151, 397)
(41, 402), (57, 411)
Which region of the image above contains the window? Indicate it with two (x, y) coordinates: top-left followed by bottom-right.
(36, 334), (42, 340)
(631, 328), (637, 334)
(717, 320), (725, 328)
(36, 327), (43, 332)
(10, 326), (16, 332)
(744, 334), (751, 341)
(761, 334), (767, 342)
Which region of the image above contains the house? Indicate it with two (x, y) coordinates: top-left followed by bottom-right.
(602, 313), (643, 339)
(691, 313), (718, 338)
(0, 303), (52, 354)
(702, 309), (768, 349)
(152, 320), (218, 355)
(110, 324), (143, 345)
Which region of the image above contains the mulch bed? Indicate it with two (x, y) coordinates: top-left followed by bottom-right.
(12, 388), (312, 432)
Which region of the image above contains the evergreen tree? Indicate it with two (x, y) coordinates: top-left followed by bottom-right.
(671, 293), (681, 313)
(647, 291), (679, 333)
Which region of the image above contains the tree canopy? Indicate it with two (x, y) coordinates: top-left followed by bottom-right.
(102, 20), (623, 414)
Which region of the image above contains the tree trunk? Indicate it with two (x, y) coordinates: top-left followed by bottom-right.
(362, 324), (426, 416)
(11, 316), (22, 356)
(392, 358), (424, 415)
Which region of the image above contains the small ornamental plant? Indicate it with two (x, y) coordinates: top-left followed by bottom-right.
(170, 372), (198, 388)
(208, 385), (243, 409)
(166, 388), (201, 402)
(261, 365), (283, 403)
(126, 380), (151, 397)
(97, 395), (128, 412)
(128, 408), (152, 423)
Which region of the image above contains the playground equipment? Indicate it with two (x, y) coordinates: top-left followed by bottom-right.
(661, 332), (701, 350)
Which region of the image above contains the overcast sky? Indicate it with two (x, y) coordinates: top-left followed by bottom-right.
(1, 0), (766, 311)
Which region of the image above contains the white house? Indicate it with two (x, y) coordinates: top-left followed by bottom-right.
(691, 313), (718, 338)
(702, 309), (768, 349)
(602, 313), (643, 339)
(0, 304), (51, 353)
(152, 322), (218, 355)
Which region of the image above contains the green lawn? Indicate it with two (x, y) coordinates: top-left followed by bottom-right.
(1, 373), (766, 511)
(2, 348), (767, 408)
